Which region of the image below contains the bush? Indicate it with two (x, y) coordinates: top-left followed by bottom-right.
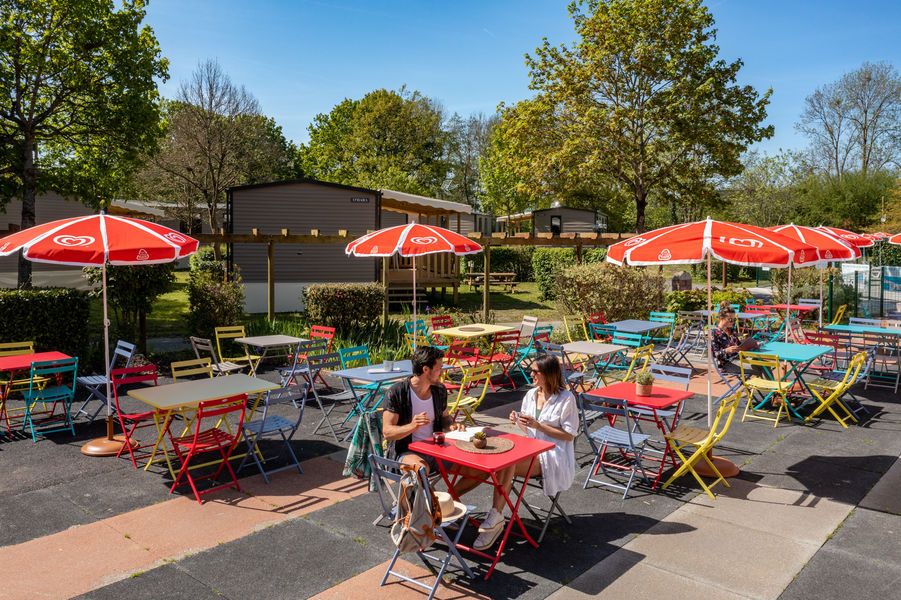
(554, 263), (665, 321)
(533, 248), (579, 300)
(665, 287), (755, 314)
(187, 269), (246, 337)
(770, 266), (835, 304)
(462, 247), (535, 281)
(583, 247), (607, 264)
(303, 282), (385, 334)
(0, 288), (90, 360)
(189, 245), (225, 280)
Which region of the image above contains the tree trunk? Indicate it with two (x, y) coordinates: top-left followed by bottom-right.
(139, 311), (147, 355)
(17, 138), (37, 289)
(634, 188), (647, 234)
(208, 204), (221, 260)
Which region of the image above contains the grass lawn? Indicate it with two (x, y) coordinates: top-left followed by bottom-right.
(88, 271), (191, 339)
(415, 281), (561, 322)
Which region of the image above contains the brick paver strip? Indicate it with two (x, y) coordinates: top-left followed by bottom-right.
(0, 457), (368, 600)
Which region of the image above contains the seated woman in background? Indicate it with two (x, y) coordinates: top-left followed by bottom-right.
(451, 354), (578, 551)
(711, 303), (760, 374)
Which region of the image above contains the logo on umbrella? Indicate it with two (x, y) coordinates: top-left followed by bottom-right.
(136, 249), (150, 261)
(164, 232), (187, 243)
(410, 236), (438, 245)
(0, 242), (9, 252)
(799, 249), (806, 262)
(53, 235), (94, 247)
(624, 237), (644, 247)
(825, 250), (833, 259)
(720, 237), (763, 248)
(658, 248), (672, 260)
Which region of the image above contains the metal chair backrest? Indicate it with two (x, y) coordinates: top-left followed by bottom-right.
(849, 317), (881, 326)
(799, 298), (822, 307)
(111, 365), (158, 411)
(588, 322), (616, 342)
(28, 358), (78, 397)
(214, 325), (247, 361)
(404, 333), (432, 353)
(561, 314), (586, 342)
(587, 312), (607, 325)
(533, 325), (554, 343)
(830, 305), (847, 325)
(306, 351), (343, 377)
(368, 454), (406, 520)
(257, 384), (308, 427)
(339, 345), (371, 369)
(190, 336), (225, 367)
(578, 393), (641, 444)
(404, 319), (428, 336)
(110, 340), (136, 371)
(171, 357), (213, 382)
(839, 352), (868, 388)
(490, 330), (520, 356)
(649, 312), (676, 326)
(519, 315), (539, 339)
(707, 390), (741, 445)
(0, 341), (34, 356)
(445, 342), (480, 366)
(738, 352), (786, 390)
(611, 330), (644, 347)
(310, 325), (336, 352)
(430, 315), (454, 331)
(647, 363), (692, 390)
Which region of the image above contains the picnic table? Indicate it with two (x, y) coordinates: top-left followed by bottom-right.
(465, 272), (520, 293)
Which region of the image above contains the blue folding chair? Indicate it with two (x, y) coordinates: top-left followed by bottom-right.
(23, 358), (78, 442)
(238, 385), (308, 483)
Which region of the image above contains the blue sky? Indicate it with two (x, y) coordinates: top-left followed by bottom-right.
(145, 0), (901, 155)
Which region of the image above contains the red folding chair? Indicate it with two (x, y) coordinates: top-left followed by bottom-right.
(111, 365), (160, 468)
(483, 331), (520, 390)
(803, 331), (841, 374)
(168, 394), (247, 504)
(309, 326), (336, 385)
(444, 342), (484, 393)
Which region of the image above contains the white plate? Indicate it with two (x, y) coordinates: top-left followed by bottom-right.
(367, 367), (401, 373)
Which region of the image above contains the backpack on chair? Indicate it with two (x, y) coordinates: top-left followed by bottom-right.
(390, 465), (442, 553)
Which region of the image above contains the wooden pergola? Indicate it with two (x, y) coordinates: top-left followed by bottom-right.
(195, 229), (632, 323)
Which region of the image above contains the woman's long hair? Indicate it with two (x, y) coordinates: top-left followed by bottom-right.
(533, 354), (566, 395)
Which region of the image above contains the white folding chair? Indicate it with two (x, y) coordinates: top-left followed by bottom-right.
(74, 340), (135, 424)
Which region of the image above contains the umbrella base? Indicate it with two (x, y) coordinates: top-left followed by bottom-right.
(81, 436), (134, 457)
(695, 453), (740, 478)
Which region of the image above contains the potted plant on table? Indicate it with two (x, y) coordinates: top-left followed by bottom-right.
(634, 371), (655, 397)
(471, 430), (488, 449)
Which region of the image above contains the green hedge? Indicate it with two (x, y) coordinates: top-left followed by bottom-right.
(187, 269), (246, 337)
(665, 288), (755, 314)
(0, 288), (91, 360)
(554, 263), (665, 320)
(533, 248), (579, 300)
(461, 247), (535, 281)
(303, 282), (384, 334)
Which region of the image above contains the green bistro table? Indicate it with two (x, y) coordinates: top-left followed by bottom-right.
(745, 342), (833, 419)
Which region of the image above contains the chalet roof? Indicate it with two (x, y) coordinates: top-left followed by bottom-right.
(379, 189), (472, 217)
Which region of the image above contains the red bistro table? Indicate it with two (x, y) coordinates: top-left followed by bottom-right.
(586, 382), (693, 488)
(0, 351), (71, 433)
(409, 431), (554, 580)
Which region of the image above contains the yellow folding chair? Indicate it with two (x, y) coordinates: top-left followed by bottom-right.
(0, 341), (46, 397)
(403, 333), (432, 354)
(601, 344), (654, 386)
(662, 390), (741, 499)
(561, 314), (587, 343)
(215, 326), (262, 367)
(739, 352), (792, 427)
(828, 304), (847, 326)
(805, 351), (867, 428)
(447, 365), (493, 425)
(170, 358), (213, 382)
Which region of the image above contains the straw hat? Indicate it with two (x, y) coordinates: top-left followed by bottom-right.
(434, 491), (467, 522)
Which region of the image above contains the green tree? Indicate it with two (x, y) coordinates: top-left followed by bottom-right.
(443, 112), (496, 208)
(0, 0), (168, 287)
(498, 0), (772, 232)
(299, 87), (450, 196)
(136, 60), (295, 257)
(83, 262), (175, 353)
(721, 150), (808, 227)
(478, 123), (533, 230)
(794, 170), (896, 230)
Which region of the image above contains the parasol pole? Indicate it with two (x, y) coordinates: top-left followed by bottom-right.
(412, 254), (417, 352)
(819, 264), (825, 327)
(785, 261), (792, 341)
(706, 252), (713, 427)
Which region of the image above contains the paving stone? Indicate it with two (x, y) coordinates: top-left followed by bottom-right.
(858, 453), (901, 515)
(72, 564), (223, 600)
(819, 507), (901, 567)
(778, 544), (901, 600)
(0, 487), (94, 547)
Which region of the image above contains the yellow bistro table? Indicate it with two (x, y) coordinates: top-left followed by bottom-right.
(130, 374), (279, 478)
(432, 323), (516, 341)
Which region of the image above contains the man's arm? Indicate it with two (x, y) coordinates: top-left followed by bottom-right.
(383, 409), (430, 441)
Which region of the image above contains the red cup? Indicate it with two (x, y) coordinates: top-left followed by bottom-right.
(432, 431), (445, 445)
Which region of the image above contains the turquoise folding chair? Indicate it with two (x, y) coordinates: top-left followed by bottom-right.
(649, 312), (677, 343)
(339, 345), (382, 422)
(588, 322), (616, 342)
(22, 358), (78, 442)
(405, 319), (448, 351)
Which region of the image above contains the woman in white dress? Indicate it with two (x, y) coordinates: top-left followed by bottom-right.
(462, 354), (578, 551)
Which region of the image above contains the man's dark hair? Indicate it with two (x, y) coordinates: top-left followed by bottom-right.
(411, 346), (444, 376)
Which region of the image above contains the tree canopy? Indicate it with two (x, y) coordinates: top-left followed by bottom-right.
(0, 0), (168, 286)
(299, 87), (450, 196)
(495, 0), (773, 232)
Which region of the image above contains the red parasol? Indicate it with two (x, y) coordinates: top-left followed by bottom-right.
(345, 223), (482, 349)
(0, 212), (199, 455)
(816, 226), (876, 248)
